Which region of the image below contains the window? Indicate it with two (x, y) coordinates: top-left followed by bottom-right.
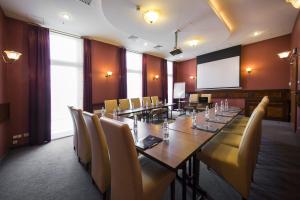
(167, 61), (173, 103)
(50, 32), (83, 139)
(126, 51), (142, 98)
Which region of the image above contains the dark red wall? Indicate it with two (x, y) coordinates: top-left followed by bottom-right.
(5, 18), (30, 146)
(291, 12), (300, 49)
(176, 59), (197, 93)
(0, 8), (8, 158)
(146, 55), (163, 98)
(176, 35), (291, 91)
(91, 40), (120, 104)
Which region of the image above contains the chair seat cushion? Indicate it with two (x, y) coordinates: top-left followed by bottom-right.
(211, 132), (242, 148)
(139, 156), (175, 200)
(197, 142), (250, 199)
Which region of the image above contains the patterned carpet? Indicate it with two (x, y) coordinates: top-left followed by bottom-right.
(0, 120), (299, 200)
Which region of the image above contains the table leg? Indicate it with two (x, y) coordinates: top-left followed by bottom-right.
(182, 163), (187, 200)
(193, 154), (199, 200)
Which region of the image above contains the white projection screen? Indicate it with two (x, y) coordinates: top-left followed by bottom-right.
(197, 56), (240, 89)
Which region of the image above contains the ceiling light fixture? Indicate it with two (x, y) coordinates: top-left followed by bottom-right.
(286, 0), (300, 8)
(278, 51), (290, 59)
(144, 10), (159, 24)
(144, 42), (148, 46)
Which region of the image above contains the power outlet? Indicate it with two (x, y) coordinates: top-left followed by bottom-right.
(12, 134), (22, 139)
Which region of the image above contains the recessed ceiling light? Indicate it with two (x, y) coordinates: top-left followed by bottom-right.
(188, 40), (200, 47)
(180, 55), (183, 58)
(253, 31), (263, 37)
(60, 12), (71, 20)
(144, 42), (148, 46)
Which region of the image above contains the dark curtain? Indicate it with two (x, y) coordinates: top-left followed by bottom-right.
(142, 54), (148, 97)
(83, 39), (93, 112)
(161, 59), (168, 101)
(28, 26), (51, 145)
(119, 48), (127, 99)
(173, 62), (178, 103)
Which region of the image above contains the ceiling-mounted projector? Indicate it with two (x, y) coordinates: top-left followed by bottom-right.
(170, 30), (182, 56)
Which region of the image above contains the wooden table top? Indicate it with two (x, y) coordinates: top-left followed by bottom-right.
(100, 108), (241, 170)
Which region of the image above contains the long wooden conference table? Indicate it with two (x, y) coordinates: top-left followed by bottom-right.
(100, 106), (241, 200)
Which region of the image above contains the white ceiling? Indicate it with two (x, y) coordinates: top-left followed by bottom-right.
(0, 0), (298, 61)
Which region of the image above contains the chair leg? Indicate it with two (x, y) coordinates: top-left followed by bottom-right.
(171, 180), (175, 200)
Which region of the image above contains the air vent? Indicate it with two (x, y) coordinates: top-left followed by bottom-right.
(128, 35), (139, 40)
(78, 0), (93, 5)
(154, 45), (163, 49)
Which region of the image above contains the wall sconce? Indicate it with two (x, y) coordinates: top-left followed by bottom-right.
(189, 76), (196, 80)
(246, 67), (252, 74)
(278, 51), (290, 59)
(1, 50), (22, 63)
(153, 75), (159, 80)
(105, 71), (113, 78)
(286, 0), (300, 9)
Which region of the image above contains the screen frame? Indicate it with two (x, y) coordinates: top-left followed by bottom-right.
(196, 45), (241, 91)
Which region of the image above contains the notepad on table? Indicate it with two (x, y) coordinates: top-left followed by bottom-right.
(135, 135), (163, 150)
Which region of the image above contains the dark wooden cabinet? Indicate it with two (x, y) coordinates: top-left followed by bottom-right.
(290, 48), (299, 132)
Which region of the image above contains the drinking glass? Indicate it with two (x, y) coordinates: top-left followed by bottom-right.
(162, 119), (169, 141)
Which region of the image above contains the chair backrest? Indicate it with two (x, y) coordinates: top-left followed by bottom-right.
(71, 107), (91, 164)
(100, 117), (143, 200)
(151, 96), (159, 105)
(201, 94), (212, 103)
(104, 99), (118, 114)
(237, 106), (264, 195)
(260, 96), (269, 110)
(189, 94), (199, 103)
(82, 112), (110, 193)
(131, 98), (141, 109)
(119, 99), (130, 111)
(68, 106), (78, 152)
(142, 97), (152, 106)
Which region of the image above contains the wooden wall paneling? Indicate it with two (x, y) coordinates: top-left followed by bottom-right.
(188, 89), (290, 121)
(0, 103), (9, 123)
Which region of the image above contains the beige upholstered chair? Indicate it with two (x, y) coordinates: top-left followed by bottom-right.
(200, 94), (212, 103)
(68, 106), (78, 154)
(184, 94), (199, 112)
(82, 112), (110, 199)
(119, 99), (130, 111)
(151, 96), (160, 105)
(142, 97), (152, 107)
(71, 108), (91, 167)
(100, 117), (176, 200)
(189, 94), (199, 103)
(198, 106), (265, 199)
(104, 99), (118, 114)
(131, 98), (141, 109)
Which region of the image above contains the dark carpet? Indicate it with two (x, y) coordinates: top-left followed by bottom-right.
(0, 120), (300, 200)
